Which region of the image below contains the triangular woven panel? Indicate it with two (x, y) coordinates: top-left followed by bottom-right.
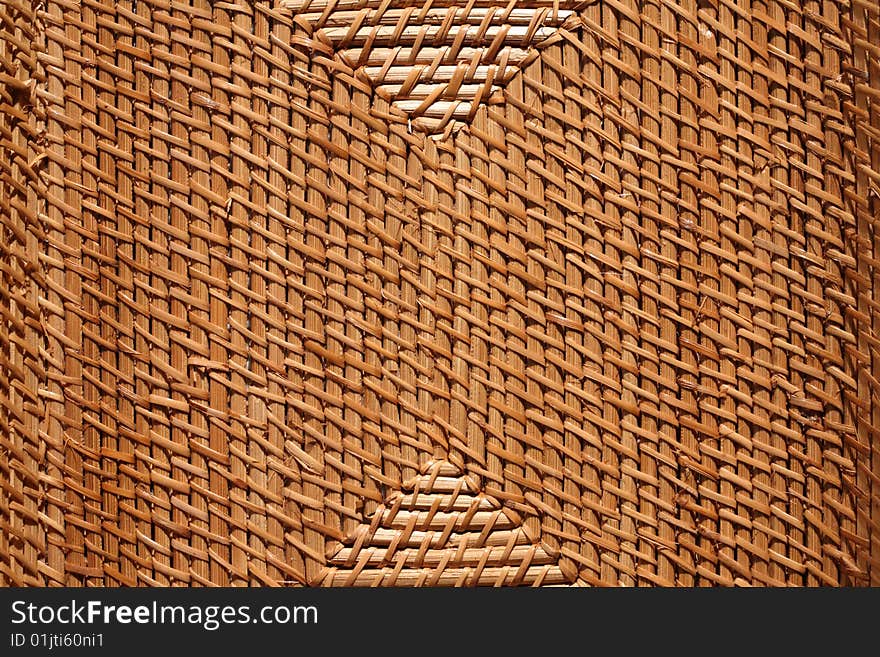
(318, 460), (575, 585)
(283, 0), (581, 135)
(1, 0), (879, 587)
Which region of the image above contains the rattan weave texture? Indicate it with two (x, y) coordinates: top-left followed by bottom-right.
(1, 0), (879, 586)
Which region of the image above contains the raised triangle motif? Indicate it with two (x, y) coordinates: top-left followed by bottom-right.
(317, 460), (574, 586)
(281, 1), (580, 137)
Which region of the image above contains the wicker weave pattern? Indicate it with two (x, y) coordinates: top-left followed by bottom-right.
(1, 0), (879, 587)
(318, 460), (572, 585)
(283, 1), (578, 135)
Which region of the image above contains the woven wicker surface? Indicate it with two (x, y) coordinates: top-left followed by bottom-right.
(1, 0), (879, 587)
(283, 1), (581, 136)
(318, 459), (574, 585)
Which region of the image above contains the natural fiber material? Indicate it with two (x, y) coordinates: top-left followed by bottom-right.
(318, 460), (573, 585)
(1, 0), (879, 587)
(283, 1), (580, 136)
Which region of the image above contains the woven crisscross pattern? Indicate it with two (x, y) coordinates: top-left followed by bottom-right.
(1, 0), (879, 587)
(319, 460), (572, 585)
(284, 0), (579, 134)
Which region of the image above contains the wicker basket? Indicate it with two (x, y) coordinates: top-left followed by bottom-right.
(1, 0), (878, 587)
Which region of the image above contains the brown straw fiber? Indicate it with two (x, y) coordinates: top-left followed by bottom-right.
(1, 0), (879, 587)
